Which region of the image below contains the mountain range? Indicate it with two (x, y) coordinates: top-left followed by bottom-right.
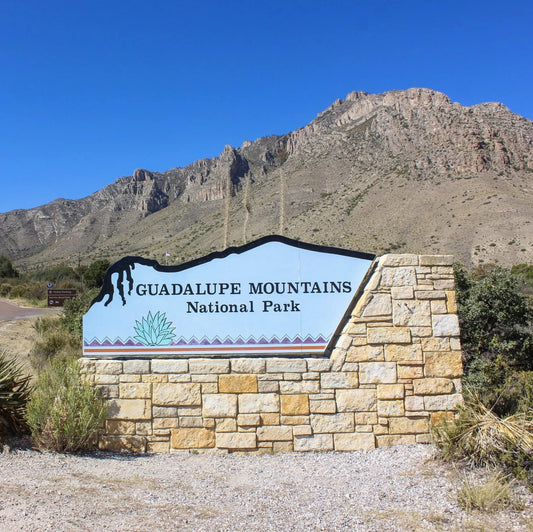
(1, 88), (532, 269)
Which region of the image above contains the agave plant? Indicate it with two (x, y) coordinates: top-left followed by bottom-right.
(134, 311), (176, 346)
(0, 351), (32, 439)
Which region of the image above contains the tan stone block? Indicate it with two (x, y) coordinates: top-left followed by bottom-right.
(153, 383), (201, 406)
(362, 294), (392, 317)
(153, 418), (180, 429)
(310, 399), (336, 414)
(414, 290), (446, 300)
(376, 434), (416, 447)
(266, 359), (307, 373)
(106, 420), (136, 435)
(108, 399), (151, 420)
(310, 413), (354, 433)
(94, 373), (119, 385)
(355, 412), (378, 425)
(424, 351), (463, 378)
(258, 381), (279, 393)
(416, 434), (431, 444)
(136, 421), (152, 435)
(119, 383), (151, 399)
(410, 327), (433, 338)
(99, 436), (146, 453)
(216, 432), (257, 450)
(392, 300), (431, 327)
(421, 337), (450, 351)
(334, 433), (375, 451)
(142, 374), (168, 383)
(391, 286), (414, 299)
(367, 327), (411, 344)
(431, 300), (448, 315)
(397, 364), (424, 379)
(430, 411), (456, 426)
(404, 395), (425, 411)
(219, 374), (258, 393)
(279, 381), (319, 394)
(122, 360), (150, 374)
(152, 359), (188, 374)
(307, 359), (333, 372)
(216, 418), (237, 432)
(168, 374), (191, 383)
(119, 374), (142, 383)
(95, 360), (123, 374)
(446, 290), (458, 313)
(303, 371), (320, 380)
(189, 359), (230, 374)
(389, 417), (428, 434)
(380, 255), (419, 267)
(147, 441), (170, 453)
(257, 425), (293, 441)
(346, 345), (384, 362)
(293, 434), (333, 452)
(413, 378), (454, 395)
(281, 415), (310, 425)
(335, 335), (353, 351)
(336, 389), (377, 412)
(424, 394), (463, 411)
(292, 425), (312, 436)
(239, 393), (279, 413)
(283, 373), (302, 381)
(280, 394), (309, 415)
(373, 424), (389, 435)
(350, 337), (369, 346)
(320, 372), (358, 389)
(191, 374), (218, 383)
(237, 414), (261, 427)
(180, 417), (205, 428)
(178, 406), (202, 416)
(260, 413), (279, 425)
(202, 394), (237, 418)
(204, 418), (215, 429)
(96, 385), (119, 398)
(273, 441), (293, 452)
(345, 322), (367, 335)
(377, 400), (405, 417)
(419, 255), (454, 266)
(377, 384), (405, 400)
(359, 362), (397, 384)
(171, 428), (215, 449)
(385, 344), (422, 362)
(432, 315), (460, 337)
(201, 383), (218, 394)
(230, 358), (266, 373)
(381, 266), (417, 287)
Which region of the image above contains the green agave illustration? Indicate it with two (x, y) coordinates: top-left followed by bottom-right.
(133, 311), (176, 346)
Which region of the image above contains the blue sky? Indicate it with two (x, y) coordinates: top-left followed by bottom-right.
(0, 0), (531, 213)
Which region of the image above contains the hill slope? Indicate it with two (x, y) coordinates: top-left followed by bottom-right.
(1, 88), (532, 269)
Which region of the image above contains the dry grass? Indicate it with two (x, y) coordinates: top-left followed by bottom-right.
(457, 472), (520, 512)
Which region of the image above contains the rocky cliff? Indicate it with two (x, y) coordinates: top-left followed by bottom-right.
(1, 88), (532, 268)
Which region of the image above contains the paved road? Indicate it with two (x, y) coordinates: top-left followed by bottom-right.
(0, 299), (55, 323)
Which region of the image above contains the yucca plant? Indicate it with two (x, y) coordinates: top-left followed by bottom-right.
(0, 351), (32, 440)
(134, 310), (176, 345)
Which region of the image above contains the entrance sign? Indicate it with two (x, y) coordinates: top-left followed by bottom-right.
(48, 288), (77, 307)
(83, 236), (375, 357)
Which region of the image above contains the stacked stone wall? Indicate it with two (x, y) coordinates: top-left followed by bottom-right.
(81, 254), (463, 453)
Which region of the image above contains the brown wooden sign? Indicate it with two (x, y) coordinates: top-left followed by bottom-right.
(47, 289), (77, 307)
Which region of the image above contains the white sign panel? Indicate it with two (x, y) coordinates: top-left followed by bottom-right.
(83, 236), (375, 357)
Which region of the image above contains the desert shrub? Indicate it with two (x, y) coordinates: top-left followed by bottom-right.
(0, 351), (32, 441)
(0, 256), (19, 278)
(29, 327), (80, 370)
(457, 472), (519, 511)
(81, 259), (110, 289)
(61, 288), (98, 339)
(26, 358), (106, 453)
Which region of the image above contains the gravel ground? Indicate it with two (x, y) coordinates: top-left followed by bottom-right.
(1, 444), (531, 531)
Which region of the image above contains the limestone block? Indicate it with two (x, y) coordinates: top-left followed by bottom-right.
(355, 412), (378, 425)
(180, 417), (205, 428)
(108, 399), (151, 420)
(434, 280), (455, 290)
(148, 441), (170, 453)
(168, 374), (192, 383)
(421, 338), (450, 351)
(391, 286), (414, 299)
(432, 315), (460, 337)
(153, 418), (180, 429)
(178, 406), (202, 416)
(367, 327), (411, 344)
(376, 435), (416, 447)
(450, 338), (462, 350)
(99, 436), (147, 453)
(153, 406), (179, 418)
(430, 300), (448, 315)
(119, 383), (151, 399)
(266, 359), (307, 373)
(142, 374), (168, 383)
(293, 434), (333, 452)
(345, 322), (367, 335)
(153, 383), (201, 406)
(424, 394), (463, 411)
(279, 380), (319, 394)
(231, 358), (266, 373)
(404, 395), (425, 411)
(334, 433), (375, 451)
(392, 300), (431, 327)
(397, 364), (424, 379)
(257, 426), (293, 441)
(216, 432), (257, 450)
(95, 360), (123, 375)
(389, 417), (429, 434)
(105, 420), (136, 435)
(152, 359), (188, 374)
(336, 389), (377, 412)
(94, 374), (119, 385)
(303, 372), (320, 380)
(310, 399), (337, 414)
(260, 413), (280, 425)
(202, 394), (237, 418)
(311, 413), (354, 433)
(293, 425), (313, 437)
(381, 266), (416, 287)
(281, 415), (310, 425)
(122, 360), (150, 374)
(283, 373), (302, 381)
(219, 374), (258, 393)
(446, 290), (458, 313)
(136, 421), (152, 435)
(171, 428), (215, 449)
(330, 348), (347, 371)
(96, 385), (119, 398)
(335, 335), (353, 351)
(238, 393), (279, 413)
(189, 359), (230, 374)
(359, 362), (397, 384)
(258, 381), (279, 393)
(414, 290), (446, 300)
(362, 294), (392, 317)
(430, 412), (455, 426)
(413, 378), (454, 395)
(216, 418), (237, 432)
(201, 383), (218, 394)
(377, 400), (405, 417)
(364, 269), (381, 291)
(320, 372), (358, 389)
(419, 255), (454, 266)
(346, 345), (384, 362)
(191, 374), (217, 383)
(384, 344), (422, 362)
(416, 434), (431, 444)
(307, 359), (333, 372)
(424, 351), (463, 378)
(120, 374), (142, 383)
(380, 255), (418, 267)
(377, 384), (405, 400)
(237, 414), (261, 427)
(280, 394), (309, 415)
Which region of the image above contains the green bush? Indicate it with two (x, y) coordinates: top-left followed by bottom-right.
(29, 327), (80, 370)
(0, 256), (19, 278)
(0, 351), (32, 441)
(26, 358), (107, 453)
